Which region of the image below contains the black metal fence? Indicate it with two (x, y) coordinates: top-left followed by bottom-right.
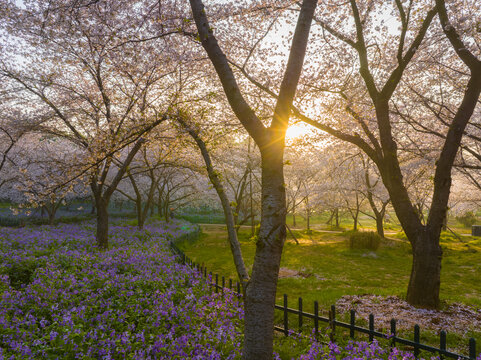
(169, 241), (478, 360)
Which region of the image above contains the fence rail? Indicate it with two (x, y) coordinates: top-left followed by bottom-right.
(169, 241), (478, 360)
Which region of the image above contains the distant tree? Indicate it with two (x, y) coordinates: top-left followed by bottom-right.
(359, 156), (390, 238)
(13, 135), (88, 224)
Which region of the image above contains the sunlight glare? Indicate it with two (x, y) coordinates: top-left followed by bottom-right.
(286, 122), (311, 140)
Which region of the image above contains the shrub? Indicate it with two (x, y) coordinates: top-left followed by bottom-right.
(2, 258), (45, 289)
(349, 231), (381, 250)
(456, 211), (477, 228)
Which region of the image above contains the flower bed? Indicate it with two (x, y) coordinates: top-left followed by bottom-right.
(0, 221), (243, 359)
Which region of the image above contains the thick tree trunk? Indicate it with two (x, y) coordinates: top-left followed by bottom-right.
(96, 198), (109, 249)
(406, 231), (442, 308)
(243, 149), (286, 360)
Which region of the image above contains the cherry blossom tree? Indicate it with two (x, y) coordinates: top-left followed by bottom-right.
(236, 0), (479, 309)
(299, 0), (480, 308)
(188, 0), (318, 357)
(13, 134), (88, 224)
(0, 0), (184, 248)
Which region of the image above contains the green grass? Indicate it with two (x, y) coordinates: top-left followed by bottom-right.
(285, 211), (405, 233)
(178, 226), (417, 310)
(177, 213), (226, 224)
(177, 225), (481, 354)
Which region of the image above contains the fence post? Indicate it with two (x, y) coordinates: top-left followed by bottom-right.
(229, 278), (232, 290)
(390, 319), (396, 348)
(215, 274), (218, 293)
(314, 301), (319, 339)
(369, 314), (374, 342)
(222, 276), (225, 293)
(204, 267), (207, 278)
(298, 297), (303, 333)
(469, 338), (476, 359)
(414, 324), (420, 358)
(350, 310), (355, 339)
(439, 330), (446, 359)
(236, 281), (240, 295)
(283, 294), (288, 336)
(329, 305), (336, 342)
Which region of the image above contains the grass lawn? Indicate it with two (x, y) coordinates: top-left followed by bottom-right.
(178, 225), (481, 309)
(177, 225), (481, 354)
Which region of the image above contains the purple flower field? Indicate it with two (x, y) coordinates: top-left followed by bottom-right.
(0, 221), (243, 359)
(0, 220), (479, 360)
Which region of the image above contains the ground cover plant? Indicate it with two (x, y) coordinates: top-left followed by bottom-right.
(0, 220), (244, 359)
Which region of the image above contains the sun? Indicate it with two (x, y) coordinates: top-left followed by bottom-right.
(285, 122), (312, 140)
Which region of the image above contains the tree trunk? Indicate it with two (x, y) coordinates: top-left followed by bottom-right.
(48, 211), (55, 225)
(135, 200), (143, 229)
(326, 210), (334, 225)
(375, 215), (385, 238)
(164, 201), (170, 222)
(243, 148), (286, 360)
(335, 208), (339, 228)
(353, 213), (358, 231)
(406, 231), (442, 308)
(157, 197), (163, 217)
(96, 198), (109, 249)
(306, 210), (310, 231)
(178, 115), (250, 288)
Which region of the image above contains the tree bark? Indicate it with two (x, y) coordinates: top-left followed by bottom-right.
(95, 197), (109, 250)
(406, 230), (443, 308)
(375, 215), (385, 239)
(90, 196), (96, 214)
(48, 210), (55, 225)
(90, 139), (145, 249)
(243, 146), (286, 360)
